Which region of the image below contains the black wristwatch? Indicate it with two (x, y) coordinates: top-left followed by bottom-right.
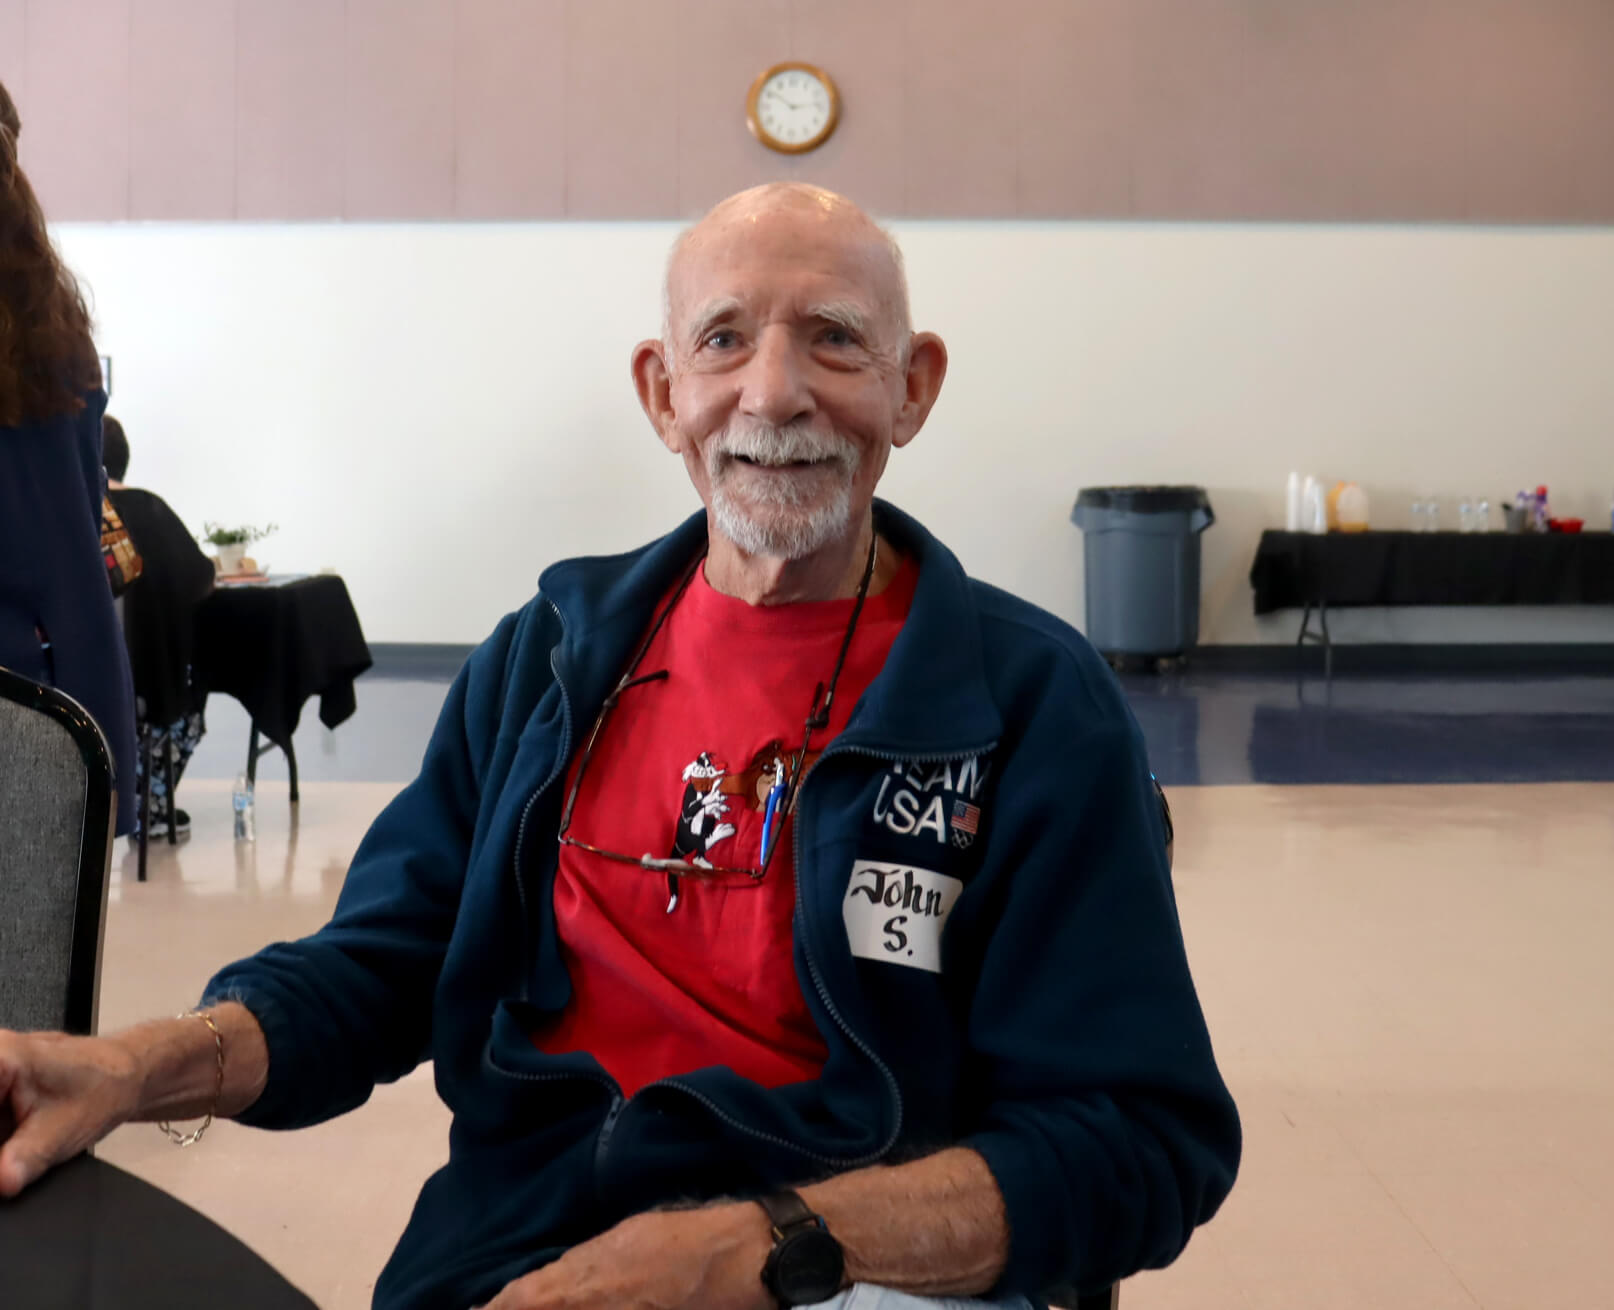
(757, 1190), (845, 1307)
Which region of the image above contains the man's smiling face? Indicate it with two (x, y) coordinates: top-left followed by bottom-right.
(653, 189), (916, 561)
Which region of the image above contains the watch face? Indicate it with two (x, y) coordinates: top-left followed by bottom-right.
(775, 1227), (845, 1305)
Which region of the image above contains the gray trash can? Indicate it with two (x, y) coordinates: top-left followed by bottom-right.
(1071, 486), (1214, 661)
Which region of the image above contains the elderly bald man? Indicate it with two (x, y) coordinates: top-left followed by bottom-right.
(0, 185), (1238, 1310)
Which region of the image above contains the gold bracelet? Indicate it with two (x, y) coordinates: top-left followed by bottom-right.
(157, 1009), (225, 1148)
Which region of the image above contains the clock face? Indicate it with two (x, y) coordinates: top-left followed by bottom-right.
(748, 63), (839, 154)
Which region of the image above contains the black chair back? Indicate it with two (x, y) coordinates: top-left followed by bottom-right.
(0, 666), (116, 1034)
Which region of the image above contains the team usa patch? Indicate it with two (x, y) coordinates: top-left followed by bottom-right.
(871, 754), (992, 850)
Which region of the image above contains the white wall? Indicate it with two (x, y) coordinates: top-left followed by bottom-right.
(56, 221), (1614, 646)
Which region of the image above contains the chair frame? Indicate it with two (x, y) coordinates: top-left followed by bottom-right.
(0, 666), (116, 1035)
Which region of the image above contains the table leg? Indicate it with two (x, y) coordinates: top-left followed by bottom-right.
(246, 721), (299, 804)
(1296, 599), (1336, 678)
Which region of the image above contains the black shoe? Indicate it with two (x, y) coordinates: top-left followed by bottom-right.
(142, 809), (191, 838)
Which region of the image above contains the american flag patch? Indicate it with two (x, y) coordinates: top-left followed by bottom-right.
(950, 800), (980, 835)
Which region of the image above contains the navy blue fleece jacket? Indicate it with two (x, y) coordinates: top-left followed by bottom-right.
(204, 502), (1239, 1309)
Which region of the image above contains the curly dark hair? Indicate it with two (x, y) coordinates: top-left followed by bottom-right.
(0, 80), (102, 427)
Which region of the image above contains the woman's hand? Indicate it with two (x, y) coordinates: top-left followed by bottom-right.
(0, 1029), (143, 1196)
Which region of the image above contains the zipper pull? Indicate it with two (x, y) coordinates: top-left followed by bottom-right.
(665, 873), (679, 914)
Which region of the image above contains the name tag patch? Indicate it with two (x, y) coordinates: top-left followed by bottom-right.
(842, 861), (964, 973)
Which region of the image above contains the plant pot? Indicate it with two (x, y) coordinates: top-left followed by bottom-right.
(217, 542), (247, 574)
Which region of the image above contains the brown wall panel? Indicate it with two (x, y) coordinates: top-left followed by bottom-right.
(903, 0), (1020, 216)
(1130, 0), (1251, 219)
(674, 0), (791, 216)
(345, 0), (456, 219)
(5, 0), (1612, 224)
(237, 0), (346, 220)
(564, 0), (680, 217)
(129, 0), (235, 219)
(1461, 0), (1614, 222)
(1016, 0), (1135, 218)
(454, 0), (567, 219)
(782, 0), (908, 216)
(21, 0), (131, 220)
(1234, 0), (1471, 221)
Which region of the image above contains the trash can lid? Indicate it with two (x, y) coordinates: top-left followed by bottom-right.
(1073, 485), (1212, 514)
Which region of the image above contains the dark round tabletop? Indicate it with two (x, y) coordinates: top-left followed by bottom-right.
(0, 1153), (317, 1310)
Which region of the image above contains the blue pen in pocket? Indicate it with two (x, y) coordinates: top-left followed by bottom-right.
(759, 760), (787, 865)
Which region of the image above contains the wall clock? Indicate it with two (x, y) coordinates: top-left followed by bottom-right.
(747, 62), (840, 154)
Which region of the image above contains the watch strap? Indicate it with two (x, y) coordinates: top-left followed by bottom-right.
(757, 1189), (820, 1236)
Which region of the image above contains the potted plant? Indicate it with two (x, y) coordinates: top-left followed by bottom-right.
(201, 521), (276, 575)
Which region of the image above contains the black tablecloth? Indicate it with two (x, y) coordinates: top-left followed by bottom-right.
(0, 1154), (316, 1310)
(1250, 530), (1614, 615)
(193, 575), (372, 749)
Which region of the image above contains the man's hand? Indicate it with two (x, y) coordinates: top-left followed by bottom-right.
(478, 1203), (777, 1310)
(0, 1029), (142, 1197)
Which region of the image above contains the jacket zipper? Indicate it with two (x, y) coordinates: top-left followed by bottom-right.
(503, 602), (629, 1206)
(510, 599), (574, 987)
(638, 738), (997, 1171)
(591, 1095), (626, 1204)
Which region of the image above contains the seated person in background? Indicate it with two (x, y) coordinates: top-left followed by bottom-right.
(0, 78), (136, 832)
(103, 415), (214, 838)
(0, 185), (1239, 1310)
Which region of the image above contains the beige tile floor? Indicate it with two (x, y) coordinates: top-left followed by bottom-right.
(90, 779), (1614, 1310)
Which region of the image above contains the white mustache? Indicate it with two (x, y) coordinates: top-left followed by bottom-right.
(709, 421), (856, 471)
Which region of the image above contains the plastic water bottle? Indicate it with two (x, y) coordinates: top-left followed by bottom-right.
(1285, 472), (1304, 532)
(233, 773), (256, 842)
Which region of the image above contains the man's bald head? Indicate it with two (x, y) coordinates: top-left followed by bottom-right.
(661, 183), (911, 361)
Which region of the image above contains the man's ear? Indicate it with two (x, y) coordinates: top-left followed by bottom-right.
(891, 332), (948, 449)
(632, 339), (682, 453)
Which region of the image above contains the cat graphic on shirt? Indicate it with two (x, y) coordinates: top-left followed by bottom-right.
(672, 752), (737, 866)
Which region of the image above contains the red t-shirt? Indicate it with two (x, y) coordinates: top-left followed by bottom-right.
(532, 555), (917, 1097)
